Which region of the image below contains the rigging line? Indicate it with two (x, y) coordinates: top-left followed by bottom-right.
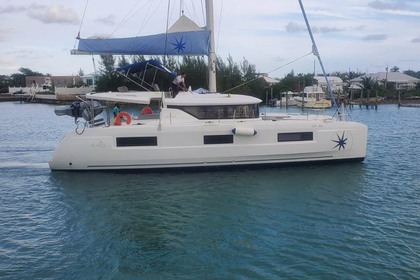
(189, 1), (199, 25)
(216, 0), (224, 54)
(222, 51), (313, 94)
(74, 0), (89, 48)
(265, 51), (313, 76)
(108, 0), (145, 37)
(185, 0), (203, 26)
(135, 1), (165, 37)
(200, 0), (205, 26)
(114, 0), (163, 54)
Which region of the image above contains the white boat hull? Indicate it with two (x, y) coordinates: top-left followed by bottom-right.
(49, 111), (367, 171)
(275, 98), (297, 107)
(295, 98), (332, 109)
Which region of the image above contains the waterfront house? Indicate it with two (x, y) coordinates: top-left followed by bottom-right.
(350, 72), (420, 90)
(314, 75), (344, 94)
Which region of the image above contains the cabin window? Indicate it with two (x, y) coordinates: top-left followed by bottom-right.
(204, 135), (234, 144)
(168, 104), (259, 120)
(116, 136), (157, 147)
(277, 132), (313, 142)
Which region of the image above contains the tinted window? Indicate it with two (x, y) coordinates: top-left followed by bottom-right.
(278, 132), (313, 142)
(204, 135), (234, 144)
(117, 137), (157, 147)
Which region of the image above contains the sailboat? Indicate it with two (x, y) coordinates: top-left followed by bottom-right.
(49, 0), (368, 171)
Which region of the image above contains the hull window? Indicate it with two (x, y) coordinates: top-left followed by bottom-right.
(278, 132), (313, 142)
(117, 136), (158, 147)
(204, 135), (234, 144)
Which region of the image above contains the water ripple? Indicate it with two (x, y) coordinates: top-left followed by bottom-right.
(0, 104), (419, 279)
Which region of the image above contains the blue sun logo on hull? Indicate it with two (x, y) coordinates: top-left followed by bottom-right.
(171, 36), (186, 53)
(332, 131), (347, 150)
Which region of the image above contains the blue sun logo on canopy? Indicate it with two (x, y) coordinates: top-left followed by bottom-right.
(332, 131), (347, 150)
(171, 36), (186, 53)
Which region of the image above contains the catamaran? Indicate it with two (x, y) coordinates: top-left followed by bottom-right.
(49, 0), (368, 171)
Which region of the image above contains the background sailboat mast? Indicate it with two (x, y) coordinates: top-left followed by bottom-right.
(206, 0), (217, 92)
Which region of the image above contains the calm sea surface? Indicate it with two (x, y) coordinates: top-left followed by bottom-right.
(0, 102), (419, 279)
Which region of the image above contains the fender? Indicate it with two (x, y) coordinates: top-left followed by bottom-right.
(141, 107), (153, 115)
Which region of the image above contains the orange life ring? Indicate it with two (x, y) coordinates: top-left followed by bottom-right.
(141, 107), (153, 115)
(114, 112), (132, 126)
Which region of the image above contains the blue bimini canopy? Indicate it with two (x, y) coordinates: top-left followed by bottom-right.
(116, 60), (177, 77)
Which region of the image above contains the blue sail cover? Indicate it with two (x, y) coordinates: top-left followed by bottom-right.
(75, 30), (210, 56)
(116, 59), (177, 77)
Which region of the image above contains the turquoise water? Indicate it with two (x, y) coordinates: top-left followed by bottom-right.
(0, 102), (419, 279)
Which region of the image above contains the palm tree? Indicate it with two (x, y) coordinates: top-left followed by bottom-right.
(360, 76), (374, 100)
(390, 66), (399, 72)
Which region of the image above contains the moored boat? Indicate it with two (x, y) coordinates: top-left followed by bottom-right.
(272, 91), (298, 107)
(295, 85), (332, 109)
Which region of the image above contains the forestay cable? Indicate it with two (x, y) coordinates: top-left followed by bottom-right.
(223, 51), (313, 94)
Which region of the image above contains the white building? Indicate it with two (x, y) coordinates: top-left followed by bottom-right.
(314, 76), (344, 93)
(350, 72), (420, 90)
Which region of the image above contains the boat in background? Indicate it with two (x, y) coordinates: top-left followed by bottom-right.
(275, 91), (298, 107)
(295, 85), (332, 109)
(48, 0), (368, 171)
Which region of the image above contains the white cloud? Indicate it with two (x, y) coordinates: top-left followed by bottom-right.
(368, 1), (407, 11)
(285, 22), (306, 33)
(28, 4), (79, 24)
(362, 34), (388, 41)
(95, 15), (116, 26)
(0, 27), (14, 42)
(0, 5), (26, 15)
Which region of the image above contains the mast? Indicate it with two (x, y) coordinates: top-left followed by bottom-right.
(206, 0), (217, 92)
(298, 0), (337, 108)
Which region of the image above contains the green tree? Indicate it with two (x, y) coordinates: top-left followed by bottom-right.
(403, 70), (420, 79)
(390, 66), (399, 72)
(360, 76), (380, 99)
(10, 73), (26, 87)
(18, 68), (43, 77)
(216, 55), (242, 93)
(9, 68), (44, 87)
(0, 75), (11, 93)
(180, 56), (207, 90)
(95, 55), (124, 92)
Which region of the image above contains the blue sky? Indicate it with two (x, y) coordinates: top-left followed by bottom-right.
(1, 0), (419, 78)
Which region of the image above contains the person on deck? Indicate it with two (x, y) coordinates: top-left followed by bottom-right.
(171, 72), (187, 97)
(113, 103), (120, 118)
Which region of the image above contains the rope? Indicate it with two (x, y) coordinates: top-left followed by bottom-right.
(223, 51), (313, 94)
(109, 0), (147, 37)
(73, 0), (89, 48)
(216, 0), (224, 54)
(266, 51), (313, 76)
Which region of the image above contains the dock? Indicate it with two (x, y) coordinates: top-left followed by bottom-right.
(348, 101), (378, 109)
(0, 93), (84, 104)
